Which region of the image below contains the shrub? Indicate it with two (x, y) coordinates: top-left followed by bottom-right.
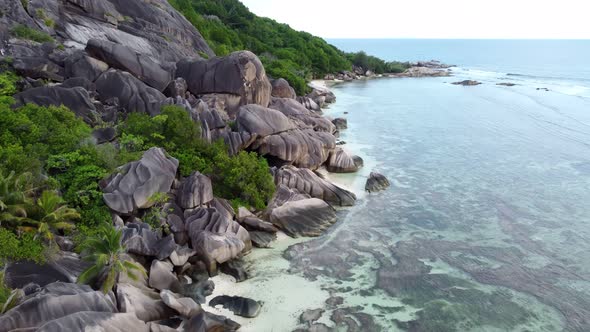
(10, 24), (53, 43)
(0, 229), (45, 263)
(0, 71), (18, 96)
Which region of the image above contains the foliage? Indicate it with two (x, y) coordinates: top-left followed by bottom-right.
(143, 192), (170, 230)
(168, 0), (352, 95)
(347, 51), (411, 74)
(23, 191), (79, 241)
(78, 225), (146, 293)
(0, 228), (45, 263)
(10, 24), (53, 43)
(211, 150), (275, 210)
(0, 71), (18, 96)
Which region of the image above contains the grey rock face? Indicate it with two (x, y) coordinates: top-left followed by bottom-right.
(95, 69), (166, 116)
(4, 252), (89, 289)
(116, 283), (176, 322)
(272, 166), (356, 206)
(184, 311), (241, 332)
(36, 312), (150, 332)
(191, 231), (245, 266)
(148, 260), (180, 292)
(209, 295), (262, 318)
(307, 87), (336, 106)
(219, 259), (248, 282)
(365, 172), (391, 193)
(270, 198), (337, 237)
(269, 98), (335, 133)
(177, 172), (214, 210)
(236, 104), (294, 137)
(297, 96), (322, 114)
(452, 80), (482, 86)
(220, 131), (256, 156)
(241, 216), (278, 233)
(164, 77), (188, 97)
(0, 283), (117, 331)
(271, 78), (296, 99)
(326, 148), (360, 173)
(64, 50), (109, 82)
(249, 231), (277, 248)
(169, 245), (197, 267)
(123, 227), (176, 260)
(14, 86), (98, 124)
(176, 51), (272, 112)
(86, 39), (173, 91)
(185, 208), (251, 251)
(160, 289), (202, 318)
(332, 117), (347, 130)
(251, 128), (335, 170)
(103, 148), (178, 215)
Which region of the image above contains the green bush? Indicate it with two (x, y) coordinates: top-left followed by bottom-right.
(10, 24), (53, 43)
(0, 71), (18, 96)
(0, 228), (45, 263)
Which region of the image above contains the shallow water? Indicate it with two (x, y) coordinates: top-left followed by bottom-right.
(282, 75), (590, 331)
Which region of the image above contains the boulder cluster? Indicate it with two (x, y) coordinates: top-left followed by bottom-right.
(0, 0), (392, 330)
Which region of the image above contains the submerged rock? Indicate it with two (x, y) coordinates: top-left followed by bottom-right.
(220, 259), (248, 282)
(452, 80), (482, 86)
(270, 198), (337, 237)
(209, 295), (262, 318)
(365, 172), (391, 193)
(332, 117), (348, 130)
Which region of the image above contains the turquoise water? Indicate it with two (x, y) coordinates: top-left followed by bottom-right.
(283, 40), (590, 331)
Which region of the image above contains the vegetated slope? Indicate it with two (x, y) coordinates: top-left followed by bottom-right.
(168, 0), (351, 94)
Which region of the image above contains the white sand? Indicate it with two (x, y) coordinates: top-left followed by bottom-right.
(204, 232), (330, 331)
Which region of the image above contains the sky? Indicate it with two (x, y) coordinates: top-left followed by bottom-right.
(240, 0), (590, 39)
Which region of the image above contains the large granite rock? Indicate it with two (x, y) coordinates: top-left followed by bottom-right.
(332, 117), (347, 130)
(13, 86), (98, 123)
(236, 104), (294, 136)
(148, 259), (181, 292)
(209, 295), (261, 318)
(177, 172), (214, 210)
(0, 282), (117, 331)
(191, 231), (245, 267)
(365, 172), (391, 192)
(64, 50), (109, 82)
(326, 148), (360, 173)
(184, 311), (241, 332)
(220, 131), (256, 156)
(116, 283), (176, 322)
(176, 51), (272, 113)
(272, 166), (356, 206)
(296, 96), (322, 114)
(270, 198), (337, 237)
(271, 78), (296, 99)
(269, 98), (335, 133)
(95, 69), (167, 116)
(219, 259), (248, 282)
(86, 39), (173, 91)
(249, 231), (277, 248)
(185, 208), (250, 248)
(36, 312), (150, 332)
(160, 289), (202, 318)
(4, 252), (89, 289)
(103, 148), (178, 215)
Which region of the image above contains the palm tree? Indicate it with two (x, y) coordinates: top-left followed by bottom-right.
(77, 225), (146, 293)
(0, 171), (33, 229)
(20, 191), (79, 241)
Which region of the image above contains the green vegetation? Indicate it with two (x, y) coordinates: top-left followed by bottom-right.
(10, 24), (53, 43)
(168, 0), (350, 94)
(347, 51), (411, 74)
(77, 225), (146, 293)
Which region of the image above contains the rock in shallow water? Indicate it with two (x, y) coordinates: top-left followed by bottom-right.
(220, 259), (248, 282)
(326, 148), (360, 173)
(249, 231), (277, 248)
(365, 172), (391, 193)
(270, 198), (337, 237)
(209, 295), (262, 318)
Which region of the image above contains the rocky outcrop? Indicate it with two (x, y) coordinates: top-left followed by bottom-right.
(209, 295), (262, 318)
(184, 311), (241, 331)
(176, 51), (272, 114)
(116, 283), (176, 322)
(272, 166), (356, 206)
(332, 118), (347, 130)
(236, 104), (294, 136)
(271, 78), (296, 99)
(123, 224), (176, 260)
(13, 86), (98, 123)
(220, 259), (248, 282)
(270, 198), (337, 237)
(160, 289), (202, 318)
(326, 148), (361, 173)
(36, 312), (150, 332)
(0, 282), (117, 331)
(177, 172), (214, 209)
(365, 172), (390, 192)
(148, 259), (181, 292)
(4, 252), (89, 289)
(297, 96), (322, 114)
(86, 39), (173, 91)
(103, 148), (178, 215)
(452, 80), (482, 86)
(249, 231), (277, 248)
(95, 69), (167, 116)
(64, 50), (109, 82)
(192, 231), (245, 267)
(269, 98), (336, 133)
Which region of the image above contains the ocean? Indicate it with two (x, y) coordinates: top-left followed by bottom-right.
(207, 40), (590, 332)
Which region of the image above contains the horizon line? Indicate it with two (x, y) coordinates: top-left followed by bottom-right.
(323, 37), (590, 41)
